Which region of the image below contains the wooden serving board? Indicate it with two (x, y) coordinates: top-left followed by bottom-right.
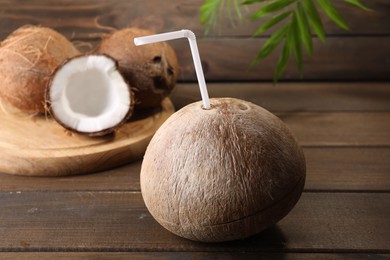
(0, 98), (174, 176)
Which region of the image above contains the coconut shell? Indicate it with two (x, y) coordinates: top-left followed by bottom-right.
(97, 27), (180, 109)
(0, 25), (80, 114)
(141, 98), (306, 242)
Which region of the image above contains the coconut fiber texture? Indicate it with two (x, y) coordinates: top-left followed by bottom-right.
(141, 98), (306, 242)
(98, 27), (180, 109)
(0, 25), (80, 114)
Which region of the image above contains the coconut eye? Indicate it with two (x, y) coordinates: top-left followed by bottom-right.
(152, 56), (162, 63)
(153, 76), (168, 91)
(238, 103), (249, 111)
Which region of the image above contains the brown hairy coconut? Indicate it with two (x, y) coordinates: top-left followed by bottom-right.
(0, 25), (80, 114)
(46, 54), (134, 136)
(141, 98), (306, 242)
(97, 27), (179, 109)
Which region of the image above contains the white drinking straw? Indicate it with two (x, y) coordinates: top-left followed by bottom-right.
(134, 30), (211, 110)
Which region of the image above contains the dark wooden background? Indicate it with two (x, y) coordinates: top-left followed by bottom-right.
(0, 0), (389, 259)
(0, 0), (388, 81)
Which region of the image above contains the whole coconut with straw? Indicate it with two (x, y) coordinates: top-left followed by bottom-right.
(0, 25), (80, 115)
(142, 98), (306, 242)
(137, 30), (306, 242)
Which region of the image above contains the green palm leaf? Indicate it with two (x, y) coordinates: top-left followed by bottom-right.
(290, 12), (303, 75)
(296, 2), (313, 55)
(199, 0), (370, 82)
(275, 39), (291, 82)
(200, 0), (223, 34)
(345, 0), (371, 11)
(200, 0), (243, 34)
(254, 11), (292, 36)
(250, 0), (297, 19)
(316, 0), (349, 30)
(242, 0), (268, 5)
(303, 0), (326, 42)
(251, 24), (290, 66)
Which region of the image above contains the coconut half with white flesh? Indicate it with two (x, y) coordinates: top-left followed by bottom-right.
(46, 54), (134, 136)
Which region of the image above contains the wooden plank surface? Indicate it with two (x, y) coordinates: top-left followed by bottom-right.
(0, 0), (388, 257)
(1, 147), (389, 192)
(0, 1), (388, 81)
(0, 0), (387, 39)
(0, 192), (389, 252)
(0, 252), (388, 260)
(304, 147), (390, 191)
(0, 161), (142, 192)
(0, 77), (388, 256)
(65, 38), (390, 81)
(171, 37), (390, 81)
(280, 112), (390, 146)
(0, 83), (389, 191)
(172, 82), (390, 112)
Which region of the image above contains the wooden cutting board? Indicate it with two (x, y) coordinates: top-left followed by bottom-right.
(0, 98), (174, 176)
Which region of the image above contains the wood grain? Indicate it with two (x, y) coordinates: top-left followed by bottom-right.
(304, 147), (390, 191)
(70, 37), (390, 81)
(0, 147), (389, 192)
(279, 112), (390, 146)
(170, 37), (390, 81)
(0, 147), (390, 192)
(0, 1), (388, 81)
(0, 98), (174, 176)
(0, 0), (388, 257)
(1, 84), (389, 189)
(0, 252), (388, 259)
(0, 192), (388, 252)
(172, 82), (390, 112)
(0, 160), (142, 192)
(0, 0), (387, 39)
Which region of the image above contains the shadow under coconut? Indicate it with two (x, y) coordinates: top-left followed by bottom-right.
(129, 104), (164, 121)
(182, 225), (288, 256)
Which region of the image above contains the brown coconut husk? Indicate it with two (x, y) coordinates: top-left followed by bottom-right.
(141, 98), (306, 242)
(97, 27), (180, 109)
(0, 25), (80, 115)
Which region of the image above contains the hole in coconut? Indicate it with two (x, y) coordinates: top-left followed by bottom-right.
(201, 103), (213, 110)
(153, 76), (168, 91)
(238, 103), (249, 111)
(65, 68), (111, 117)
(153, 56), (162, 63)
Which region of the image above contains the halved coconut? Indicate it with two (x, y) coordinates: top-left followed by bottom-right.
(46, 54), (133, 136)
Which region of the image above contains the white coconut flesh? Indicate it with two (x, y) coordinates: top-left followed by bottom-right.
(49, 55), (131, 133)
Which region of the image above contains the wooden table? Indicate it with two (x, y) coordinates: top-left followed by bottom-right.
(0, 82), (389, 259)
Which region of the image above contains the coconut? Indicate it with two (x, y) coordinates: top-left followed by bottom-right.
(140, 98), (306, 242)
(46, 54), (134, 136)
(97, 27), (180, 109)
(0, 25), (80, 114)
